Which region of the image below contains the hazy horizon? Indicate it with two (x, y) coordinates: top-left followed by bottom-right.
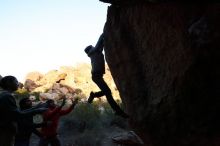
(0, 0), (109, 82)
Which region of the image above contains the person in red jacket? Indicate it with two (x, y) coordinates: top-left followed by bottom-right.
(38, 97), (78, 146)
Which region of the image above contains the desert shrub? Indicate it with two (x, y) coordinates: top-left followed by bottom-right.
(15, 90), (41, 101)
(16, 88), (28, 94)
(60, 99), (128, 145)
(62, 102), (102, 132)
(15, 89), (30, 102)
(62, 99), (127, 132)
(95, 101), (115, 127)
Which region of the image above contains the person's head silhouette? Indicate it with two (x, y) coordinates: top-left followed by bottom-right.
(84, 45), (93, 54)
(19, 97), (32, 110)
(46, 99), (56, 109)
(0, 75), (19, 92)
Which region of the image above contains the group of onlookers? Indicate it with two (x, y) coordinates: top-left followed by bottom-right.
(0, 75), (78, 146)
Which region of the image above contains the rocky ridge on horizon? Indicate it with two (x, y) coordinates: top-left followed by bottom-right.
(23, 63), (120, 102)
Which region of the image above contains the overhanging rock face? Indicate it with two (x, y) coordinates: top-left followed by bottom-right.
(100, 0), (219, 4)
(103, 3), (220, 146)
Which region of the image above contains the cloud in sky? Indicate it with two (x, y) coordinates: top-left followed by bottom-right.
(0, 0), (109, 82)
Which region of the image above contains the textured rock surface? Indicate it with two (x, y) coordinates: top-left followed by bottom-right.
(104, 3), (220, 146)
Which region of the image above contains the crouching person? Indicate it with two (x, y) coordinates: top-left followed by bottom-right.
(15, 97), (48, 146)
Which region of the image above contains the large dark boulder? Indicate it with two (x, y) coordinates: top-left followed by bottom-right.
(104, 3), (220, 146)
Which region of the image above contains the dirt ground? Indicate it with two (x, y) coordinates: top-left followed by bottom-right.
(30, 125), (127, 146)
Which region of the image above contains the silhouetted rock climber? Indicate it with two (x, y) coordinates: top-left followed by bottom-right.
(0, 75), (47, 146)
(15, 97), (48, 146)
(84, 33), (129, 119)
(38, 97), (78, 146)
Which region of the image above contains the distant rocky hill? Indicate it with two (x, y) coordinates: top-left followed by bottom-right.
(23, 63), (120, 101)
